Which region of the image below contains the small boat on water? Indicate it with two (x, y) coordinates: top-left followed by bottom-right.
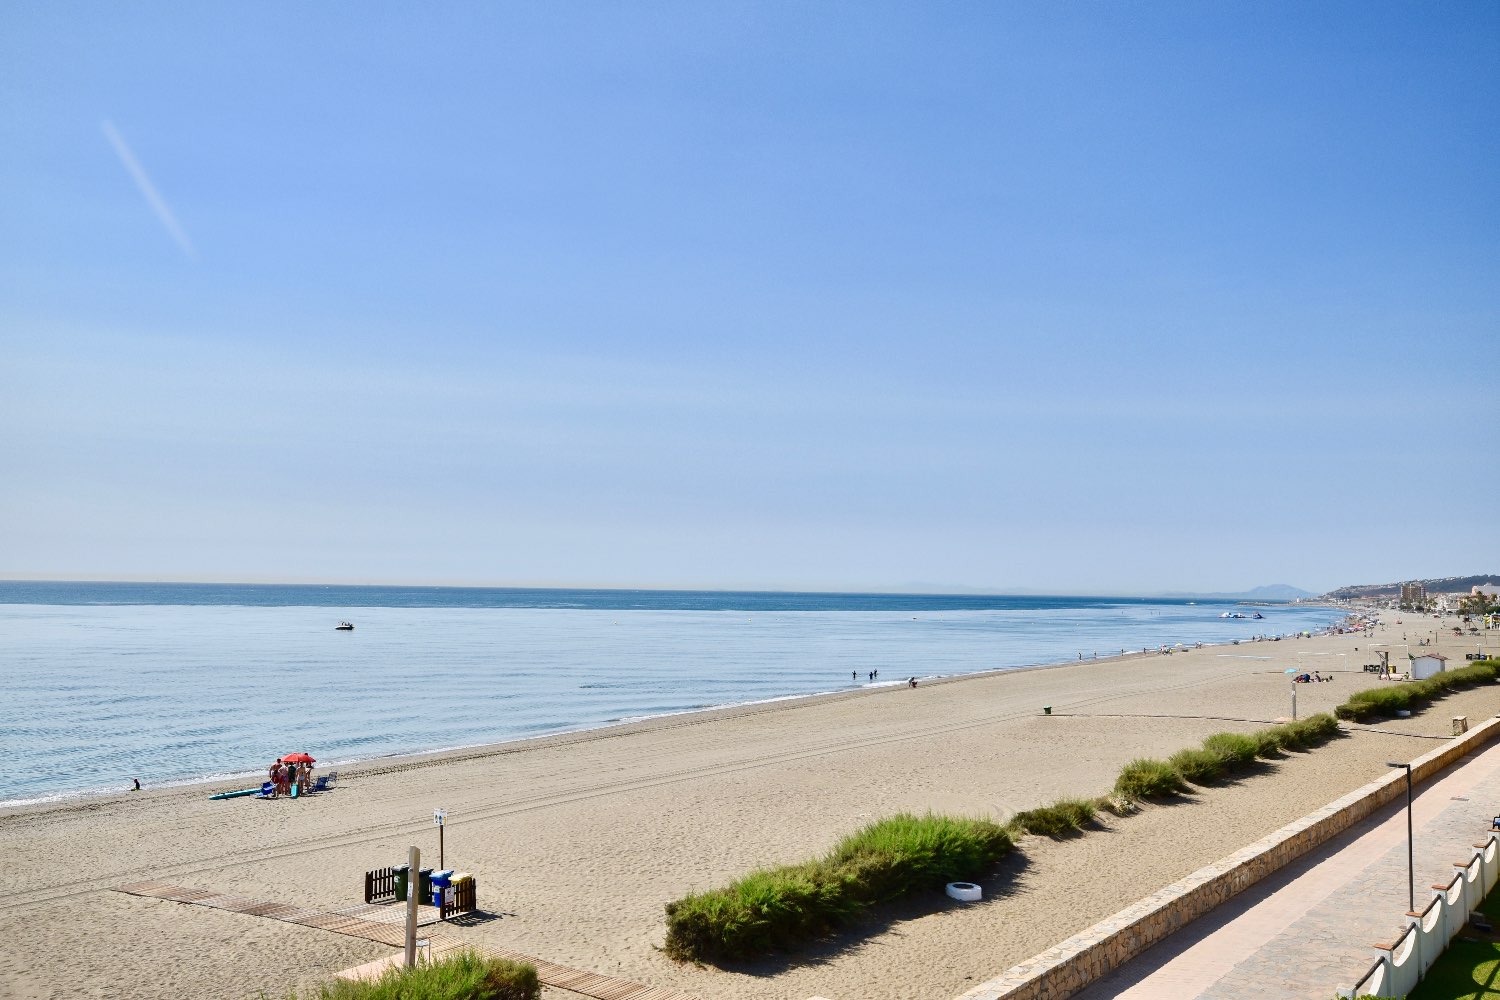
(335, 621), (354, 631)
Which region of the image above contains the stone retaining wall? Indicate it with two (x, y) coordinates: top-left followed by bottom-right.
(953, 713), (1500, 1000)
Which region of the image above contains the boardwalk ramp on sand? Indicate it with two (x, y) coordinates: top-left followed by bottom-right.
(113, 881), (699, 1000)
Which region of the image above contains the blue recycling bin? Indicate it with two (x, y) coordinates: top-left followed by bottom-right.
(430, 870), (454, 905)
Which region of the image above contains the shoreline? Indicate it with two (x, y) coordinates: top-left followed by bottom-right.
(0, 593), (1350, 815)
(0, 619), (1347, 816)
(3, 612), (1488, 1000)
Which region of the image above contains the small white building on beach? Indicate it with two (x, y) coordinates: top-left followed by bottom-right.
(1411, 652), (1448, 680)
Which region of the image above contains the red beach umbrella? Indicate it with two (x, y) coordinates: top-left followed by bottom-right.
(282, 752), (316, 764)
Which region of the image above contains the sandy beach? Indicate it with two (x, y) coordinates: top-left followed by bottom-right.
(2, 615), (1495, 1000)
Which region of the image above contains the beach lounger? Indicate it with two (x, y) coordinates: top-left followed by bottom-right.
(255, 782), (275, 799)
(312, 771), (337, 793)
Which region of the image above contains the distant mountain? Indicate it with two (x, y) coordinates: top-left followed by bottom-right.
(1154, 584), (1314, 601)
(1322, 574), (1500, 601)
(1241, 584), (1316, 600)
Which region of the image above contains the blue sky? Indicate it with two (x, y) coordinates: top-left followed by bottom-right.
(2, 2), (1496, 594)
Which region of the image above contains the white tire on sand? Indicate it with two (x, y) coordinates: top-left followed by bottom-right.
(946, 882), (982, 902)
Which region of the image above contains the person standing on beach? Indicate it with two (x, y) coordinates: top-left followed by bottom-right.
(269, 759), (283, 798)
(131, 778), (141, 791)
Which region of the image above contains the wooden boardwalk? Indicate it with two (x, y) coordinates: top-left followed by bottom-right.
(113, 881), (698, 1000)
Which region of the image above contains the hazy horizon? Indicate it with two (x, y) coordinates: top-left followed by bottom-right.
(0, 573), (1356, 599)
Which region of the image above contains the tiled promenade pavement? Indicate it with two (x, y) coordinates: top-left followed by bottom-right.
(1075, 734), (1500, 1000)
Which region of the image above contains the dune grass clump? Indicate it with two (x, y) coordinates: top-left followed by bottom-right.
(1335, 660), (1498, 722)
(1167, 747), (1224, 785)
(1249, 714), (1341, 753)
(1202, 732), (1260, 771)
(827, 812), (1014, 899)
(1250, 728), (1287, 757)
(1168, 722), (1339, 788)
(1424, 659), (1499, 693)
(1336, 685), (1417, 722)
(1011, 797), (1098, 837)
(1114, 757), (1188, 800)
(663, 812), (1012, 963)
(1285, 713), (1341, 745)
(270, 950), (539, 1000)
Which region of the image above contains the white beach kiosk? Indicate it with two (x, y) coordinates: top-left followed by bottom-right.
(1410, 652), (1448, 680)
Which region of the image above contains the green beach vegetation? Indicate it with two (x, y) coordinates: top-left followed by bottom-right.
(269, 951), (539, 1000)
(1011, 797), (1099, 837)
(1133, 716), (1342, 797)
(1114, 757), (1190, 799)
(1335, 659), (1498, 723)
(663, 813), (1013, 962)
(665, 714), (1349, 964)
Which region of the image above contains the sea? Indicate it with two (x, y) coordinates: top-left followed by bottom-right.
(0, 581), (1348, 807)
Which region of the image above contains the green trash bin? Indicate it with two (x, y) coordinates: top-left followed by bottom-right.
(393, 864), (410, 902)
(417, 867), (433, 903)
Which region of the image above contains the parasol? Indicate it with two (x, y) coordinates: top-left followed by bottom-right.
(282, 752), (316, 764)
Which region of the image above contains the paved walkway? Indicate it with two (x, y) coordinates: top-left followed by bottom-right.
(114, 881), (700, 1000)
(1075, 736), (1500, 1000)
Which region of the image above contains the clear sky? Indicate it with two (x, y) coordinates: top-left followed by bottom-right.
(2, 3), (1496, 595)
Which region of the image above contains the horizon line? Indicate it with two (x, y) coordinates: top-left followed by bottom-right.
(0, 575), (1318, 600)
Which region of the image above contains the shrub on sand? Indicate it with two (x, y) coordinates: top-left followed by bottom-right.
(1258, 713), (1341, 751)
(1114, 757), (1187, 800)
(1202, 732), (1260, 772)
(1335, 661), (1498, 722)
(1168, 747), (1224, 785)
(826, 812), (1014, 901)
(1250, 728), (1285, 757)
(663, 812), (1012, 963)
(1336, 686), (1415, 722)
(1012, 797), (1097, 837)
(270, 949), (539, 1000)
(1290, 713), (1341, 744)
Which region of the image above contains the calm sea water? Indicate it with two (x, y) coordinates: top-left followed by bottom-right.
(0, 582), (1346, 805)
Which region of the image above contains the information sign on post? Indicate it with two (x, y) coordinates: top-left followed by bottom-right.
(434, 809), (447, 871)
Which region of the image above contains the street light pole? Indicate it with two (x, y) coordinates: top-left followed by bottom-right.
(1387, 762), (1414, 913)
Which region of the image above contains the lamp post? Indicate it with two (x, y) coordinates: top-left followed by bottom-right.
(1387, 762), (1414, 913)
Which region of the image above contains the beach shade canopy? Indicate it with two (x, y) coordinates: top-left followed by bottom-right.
(282, 752), (315, 764)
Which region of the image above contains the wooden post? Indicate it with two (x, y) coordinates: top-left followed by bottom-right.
(405, 845), (420, 967)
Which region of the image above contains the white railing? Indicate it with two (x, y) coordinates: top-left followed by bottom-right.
(1344, 829), (1499, 997)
